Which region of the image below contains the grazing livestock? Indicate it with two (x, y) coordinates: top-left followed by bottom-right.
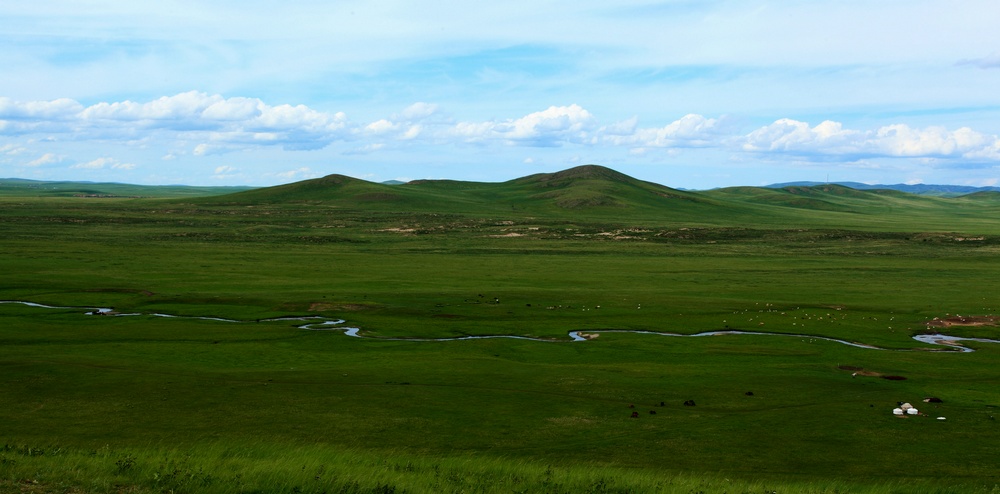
(630, 411), (639, 418)
(683, 400), (696, 407)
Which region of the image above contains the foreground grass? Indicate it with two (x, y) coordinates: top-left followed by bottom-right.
(3, 443), (998, 493)
(2, 194), (1000, 491)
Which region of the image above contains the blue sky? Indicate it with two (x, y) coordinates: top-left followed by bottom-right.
(2, 0), (1000, 188)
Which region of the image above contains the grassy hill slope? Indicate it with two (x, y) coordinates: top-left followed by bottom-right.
(192, 164), (1000, 233)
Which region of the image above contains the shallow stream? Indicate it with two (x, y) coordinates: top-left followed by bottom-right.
(3, 300), (998, 352)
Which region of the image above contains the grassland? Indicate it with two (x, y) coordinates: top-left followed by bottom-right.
(2, 166), (999, 493)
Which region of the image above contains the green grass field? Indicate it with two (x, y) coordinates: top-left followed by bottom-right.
(2, 167), (999, 493)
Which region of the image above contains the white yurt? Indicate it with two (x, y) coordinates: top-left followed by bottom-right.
(893, 408), (904, 416)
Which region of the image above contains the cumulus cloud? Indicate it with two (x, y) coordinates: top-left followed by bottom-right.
(355, 103), (435, 144)
(2, 92), (350, 152)
(0, 97), (84, 120)
(4, 93), (1000, 171)
(742, 119), (862, 154)
(450, 104), (597, 147)
(607, 114), (724, 148)
(741, 119), (1000, 162)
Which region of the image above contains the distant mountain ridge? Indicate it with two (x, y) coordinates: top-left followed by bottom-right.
(5, 173), (997, 198)
(7, 166), (1000, 231)
(0, 177), (254, 198)
(765, 181), (1000, 197)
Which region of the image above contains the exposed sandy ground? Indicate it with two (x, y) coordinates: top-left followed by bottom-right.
(925, 315), (999, 328)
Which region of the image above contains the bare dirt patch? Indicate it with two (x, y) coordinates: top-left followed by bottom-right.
(925, 315), (999, 328)
(308, 302), (372, 312)
(856, 370), (883, 377)
(838, 366), (905, 379)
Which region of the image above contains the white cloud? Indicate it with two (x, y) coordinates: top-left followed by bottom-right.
(2, 92), (351, 152)
(351, 102), (443, 143)
(212, 165), (240, 179)
(611, 114), (723, 148)
(0, 97), (83, 119)
(5, 93), (1000, 181)
(365, 119), (396, 134)
(1, 143), (28, 155)
(743, 119), (862, 153)
(275, 167), (314, 180)
(193, 144), (213, 156)
(26, 153), (60, 167)
(400, 125), (421, 140)
(449, 104), (597, 147)
(601, 116), (639, 137)
(741, 119), (1000, 162)
(72, 158), (111, 169)
(71, 157), (136, 170)
(506, 104), (596, 144)
(400, 102), (439, 121)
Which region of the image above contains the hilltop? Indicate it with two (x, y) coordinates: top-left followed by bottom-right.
(179, 164), (1000, 233)
(6, 165), (1000, 232)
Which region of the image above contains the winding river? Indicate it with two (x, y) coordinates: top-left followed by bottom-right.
(3, 300), (998, 353)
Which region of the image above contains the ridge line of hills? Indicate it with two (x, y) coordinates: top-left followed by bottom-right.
(763, 181), (1000, 196)
(4, 166), (997, 198)
(5, 165), (1000, 231)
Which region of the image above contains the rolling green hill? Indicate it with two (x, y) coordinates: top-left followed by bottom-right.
(190, 164), (1000, 233)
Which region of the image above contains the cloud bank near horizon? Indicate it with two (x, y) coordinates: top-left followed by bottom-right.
(3, 92), (999, 180)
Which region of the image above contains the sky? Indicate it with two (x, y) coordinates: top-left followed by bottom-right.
(2, 1), (1000, 189)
